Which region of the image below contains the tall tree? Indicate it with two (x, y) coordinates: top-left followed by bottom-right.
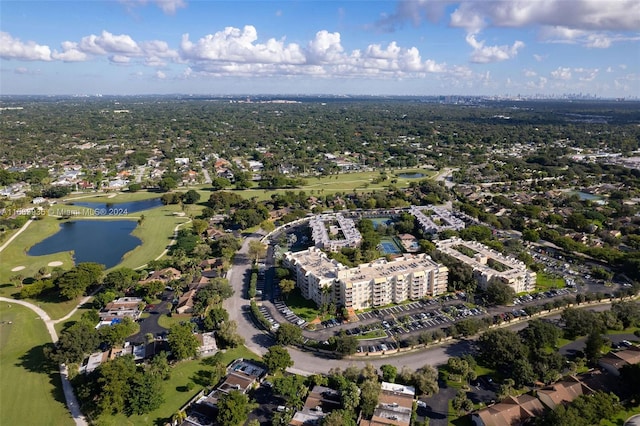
(167, 323), (199, 360)
(412, 364), (439, 396)
(275, 323), (303, 346)
(263, 345), (294, 374)
(359, 379), (381, 418)
(216, 390), (251, 426)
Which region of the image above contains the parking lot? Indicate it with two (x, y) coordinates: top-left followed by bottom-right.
(273, 301), (307, 328)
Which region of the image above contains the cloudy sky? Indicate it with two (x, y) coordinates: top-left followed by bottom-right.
(1, 0), (638, 97)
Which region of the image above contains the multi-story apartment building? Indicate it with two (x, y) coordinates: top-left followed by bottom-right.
(309, 213), (362, 251)
(436, 237), (536, 293)
(284, 248), (448, 310)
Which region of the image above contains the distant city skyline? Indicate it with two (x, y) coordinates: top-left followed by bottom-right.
(1, 1), (638, 97)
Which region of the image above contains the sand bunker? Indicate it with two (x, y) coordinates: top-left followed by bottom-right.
(10, 266), (26, 272)
(47, 261), (63, 267)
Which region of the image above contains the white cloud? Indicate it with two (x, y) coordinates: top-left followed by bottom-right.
(119, 0), (186, 15)
(524, 69), (537, 77)
(539, 26), (640, 47)
(533, 54), (546, 62)
(52, 41), (89, 62)
(574, 67), (599, 81)
(53, 31), (178, 67)
(181, 25), (306, 64)
(378, 0), (638, 52)
(551, 67), (572, 80)
(14, 66), (40, 75)
(155, 70), (167, 79)
(448, 0), (639, 32)
(111, 55), (131, 64)
(154, 0), (186, 14)
(526, 76), (548, 90)
(465, 33), (524, 63)
(0, 32), (51, 61)
(306, 30), (345, 64)
(181, 26), (449, 79)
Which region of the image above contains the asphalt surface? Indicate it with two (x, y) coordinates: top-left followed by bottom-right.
(128, 298), (172, 344)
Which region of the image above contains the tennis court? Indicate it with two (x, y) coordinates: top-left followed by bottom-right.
(379, 238), (403, 254)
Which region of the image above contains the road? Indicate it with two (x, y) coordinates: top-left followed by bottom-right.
(0, 296), (89, 426)
(224, 233), (270, 357)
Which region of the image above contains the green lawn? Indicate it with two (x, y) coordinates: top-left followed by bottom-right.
(64, 190), (163, 203)
(157, 313), (193, 329)
(536, 272), (565, 291)
(0, 217), (75, 289)
(284, 289), (321, 322)
(0, 304), (73, 426)
(93, 345), (260, 426)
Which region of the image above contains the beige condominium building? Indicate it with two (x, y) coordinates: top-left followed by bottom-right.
(436, 237), (536, 293)
(284, 247), (448, 310)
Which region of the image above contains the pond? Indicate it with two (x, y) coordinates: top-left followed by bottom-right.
(28, 220), (141, 268)
(571, 191), (606, 205)
(67, 197), (162, 215)
(398, 172), (426, 179)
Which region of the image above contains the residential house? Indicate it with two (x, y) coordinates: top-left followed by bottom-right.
(536, 376), (594, 410)
(188, 359), (266, 419)
(139, 267), (182, 286)
(176, 289), (197, 314)
(100, 297), (143, 321)
(196, 332), (218, 357)
(472, 394), (545, 426)
(290, 385), (341, 426)
(598, 346), (640, 376)
(359, 382), (415, 426)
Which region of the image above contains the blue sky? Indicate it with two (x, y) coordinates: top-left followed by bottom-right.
(1, 0), (638, 97)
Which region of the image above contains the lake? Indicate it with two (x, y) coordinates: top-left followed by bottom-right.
(68, 197), (162, 215)
(398, 172), (426, 179)
(28, 220), (140, 268)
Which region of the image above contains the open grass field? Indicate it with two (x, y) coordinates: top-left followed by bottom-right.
(536, 272), (565, 291)
(0, 303), (73, 426)
(93, 345), (260, 426)
(227, 169), (436, 202)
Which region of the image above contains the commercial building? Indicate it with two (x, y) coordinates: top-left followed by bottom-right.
(284, 248), (448, 310)
(436, 238), (536, 293)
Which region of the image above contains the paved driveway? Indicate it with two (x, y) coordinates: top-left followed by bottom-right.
(128, 299), (172, 344)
